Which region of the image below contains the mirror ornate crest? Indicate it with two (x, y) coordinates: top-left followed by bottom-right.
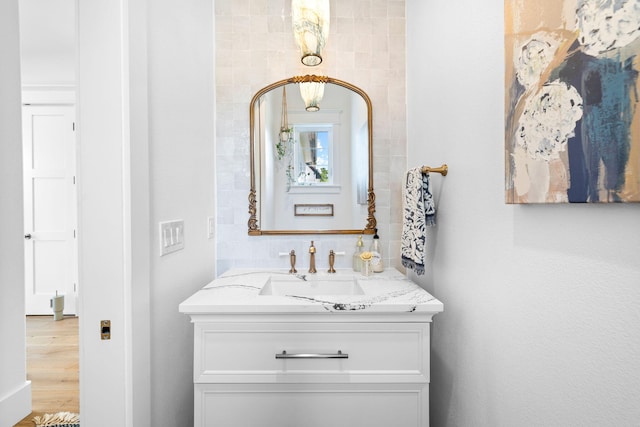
(248, 75), (376, 235)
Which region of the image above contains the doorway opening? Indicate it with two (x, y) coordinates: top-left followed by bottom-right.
(18, 0), (79, 424)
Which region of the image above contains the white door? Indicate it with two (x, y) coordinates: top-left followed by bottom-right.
(23, 105), (77, 315)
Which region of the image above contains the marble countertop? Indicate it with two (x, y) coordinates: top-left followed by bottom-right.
(179, 268), (443, 316)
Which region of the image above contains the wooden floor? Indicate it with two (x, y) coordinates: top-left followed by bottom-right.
(14, 316), (79, 427)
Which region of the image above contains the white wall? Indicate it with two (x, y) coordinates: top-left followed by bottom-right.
(18, 0), (75, 86)
(0, 0), (31, 425)
(147, 0), (216, 425)
(407, 1), (640, 425)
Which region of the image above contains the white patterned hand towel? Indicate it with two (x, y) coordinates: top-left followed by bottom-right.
(401, 168), (435, 275)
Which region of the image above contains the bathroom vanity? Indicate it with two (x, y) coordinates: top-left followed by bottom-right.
(179, 268), (443, 427)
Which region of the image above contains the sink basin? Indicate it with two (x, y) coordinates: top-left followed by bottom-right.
(259, 276), (365, 297)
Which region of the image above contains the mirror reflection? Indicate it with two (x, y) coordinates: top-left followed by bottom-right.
(249, 75), (376, 235)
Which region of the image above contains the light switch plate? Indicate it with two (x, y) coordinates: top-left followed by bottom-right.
(160, 220), (184, 256)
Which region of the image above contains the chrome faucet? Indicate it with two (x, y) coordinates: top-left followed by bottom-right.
(308, 241), (317, 273)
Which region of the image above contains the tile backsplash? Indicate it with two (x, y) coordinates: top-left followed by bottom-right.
(215, 0), (406, 273)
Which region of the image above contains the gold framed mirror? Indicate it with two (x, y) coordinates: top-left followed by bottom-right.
(248, 75), (376, 235)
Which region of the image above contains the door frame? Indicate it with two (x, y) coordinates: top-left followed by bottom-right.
(3, 0), (151, 424)
(75, 1), (150, 426)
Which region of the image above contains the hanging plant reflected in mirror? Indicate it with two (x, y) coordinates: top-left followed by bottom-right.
(276, 86), (295, 188)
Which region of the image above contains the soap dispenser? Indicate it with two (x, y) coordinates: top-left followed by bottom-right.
(369, 229), (384, 273)
(352, 235), (364, 272)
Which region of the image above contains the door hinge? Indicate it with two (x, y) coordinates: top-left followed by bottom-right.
(73, 229), (76, 238)
(74, 283), (77, 292)
(73, 176), (76, 184)
(72, 122), (76, 131)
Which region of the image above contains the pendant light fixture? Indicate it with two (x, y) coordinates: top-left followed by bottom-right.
(299, 80), (325, 112)
(292, 0), (330, 66)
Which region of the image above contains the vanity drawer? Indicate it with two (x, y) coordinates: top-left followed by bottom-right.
(193, 322), (429, 384)
(196, 383), (429, 427)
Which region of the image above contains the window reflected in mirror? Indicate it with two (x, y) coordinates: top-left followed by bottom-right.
(294, 126), (333, 185)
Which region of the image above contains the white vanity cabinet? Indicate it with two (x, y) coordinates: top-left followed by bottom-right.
(180, 269), (443, 427)
(191, 316), (431, 426)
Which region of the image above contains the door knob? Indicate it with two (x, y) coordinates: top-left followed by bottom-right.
(24, 233), (32, 240)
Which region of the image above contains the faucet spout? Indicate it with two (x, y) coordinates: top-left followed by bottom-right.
(308, 241), (317, 273)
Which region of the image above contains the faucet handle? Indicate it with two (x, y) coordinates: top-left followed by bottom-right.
(328, 250), (336, 273)
(289, 250), (297, 274)
(279, 250), (297, 273)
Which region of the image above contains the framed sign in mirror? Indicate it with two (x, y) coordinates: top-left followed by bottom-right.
(294, 204), (334, 216)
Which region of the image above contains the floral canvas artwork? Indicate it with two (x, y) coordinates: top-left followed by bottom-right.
(505, 0), (640, 203)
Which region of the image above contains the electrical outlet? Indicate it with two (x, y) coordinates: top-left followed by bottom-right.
(160, 220), (185, 256)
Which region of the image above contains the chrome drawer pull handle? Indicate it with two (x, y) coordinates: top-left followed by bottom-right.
(275, 350), (348, 359)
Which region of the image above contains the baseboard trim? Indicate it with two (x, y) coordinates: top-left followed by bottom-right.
(0, 380), (32, 426)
